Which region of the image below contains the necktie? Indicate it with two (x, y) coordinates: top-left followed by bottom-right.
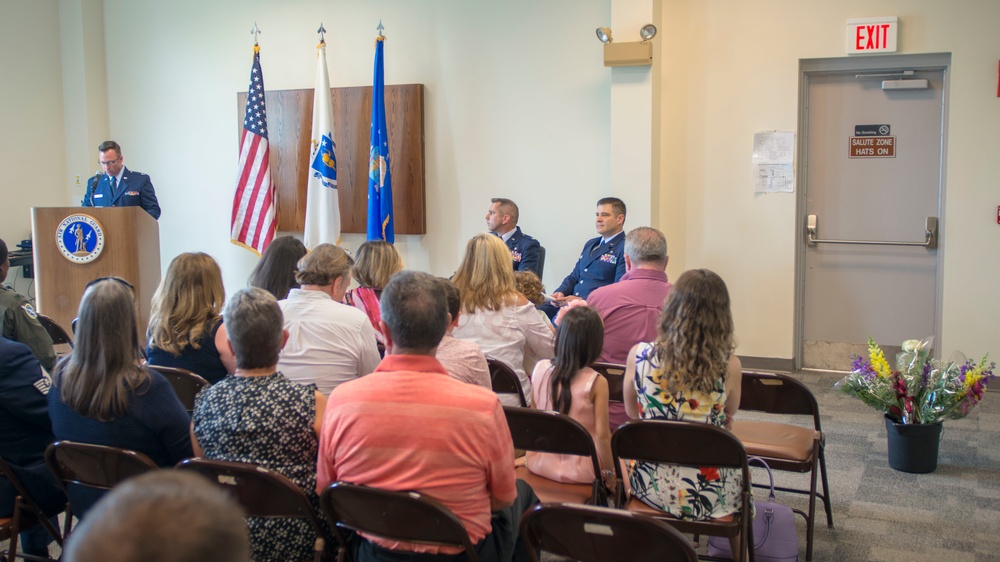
(109, 176), (118, 197)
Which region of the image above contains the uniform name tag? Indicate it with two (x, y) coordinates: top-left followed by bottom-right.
(94, 193), (104, 198)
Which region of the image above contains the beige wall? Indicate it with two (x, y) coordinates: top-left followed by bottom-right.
(658, 0), (1000, 359)
(89, 0), (611, 298)
(0, 0), (70, 289)
(7, 0), (997, 361)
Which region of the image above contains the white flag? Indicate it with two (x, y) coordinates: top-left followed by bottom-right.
(303, 41), (339, 248)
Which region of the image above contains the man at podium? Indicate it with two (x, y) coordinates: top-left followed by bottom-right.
(82, 140), (161, 219)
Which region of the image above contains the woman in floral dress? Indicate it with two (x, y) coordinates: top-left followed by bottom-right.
(192, 287), (330, 562)
(623, 269), (745, 521)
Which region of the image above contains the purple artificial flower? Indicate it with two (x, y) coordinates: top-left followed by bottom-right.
(922, 362), (932, 388)
(852, 355), (877, 381)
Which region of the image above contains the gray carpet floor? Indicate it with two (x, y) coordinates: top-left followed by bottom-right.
(732, 370), (1000, 562)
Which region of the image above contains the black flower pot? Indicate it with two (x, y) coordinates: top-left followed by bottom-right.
(884, 415), (942, 473)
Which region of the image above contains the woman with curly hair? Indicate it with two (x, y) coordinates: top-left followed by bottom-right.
(147, 253), (235, 383)
(452, 234), (554, 405)
(623, 269), (744, 522)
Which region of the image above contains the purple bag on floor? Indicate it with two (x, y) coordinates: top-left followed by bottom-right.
(707, 457), (799, 562)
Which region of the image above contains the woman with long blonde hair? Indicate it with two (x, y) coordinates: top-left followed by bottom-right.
(623, 269), (745, 523)
(147, 253), (235, 383)
(49, 278), (192, 516)
(452, 234), (554, 404)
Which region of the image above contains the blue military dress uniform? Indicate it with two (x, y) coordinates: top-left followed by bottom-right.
(506, 226), (541, 274)
(83, 167), (161, 219)
(553, 231), (627, 300)
(0, 337), (66, 532)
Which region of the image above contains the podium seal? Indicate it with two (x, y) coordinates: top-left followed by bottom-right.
(56, 214), (106, 263)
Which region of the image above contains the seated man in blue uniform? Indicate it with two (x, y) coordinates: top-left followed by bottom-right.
(486, 198), (541, 275)
(542, 197), (627, 318)
(0, 336), (65, 558)
(82, 140), (161, 219)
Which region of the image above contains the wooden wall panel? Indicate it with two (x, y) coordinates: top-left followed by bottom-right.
(237, 84), (425, 234)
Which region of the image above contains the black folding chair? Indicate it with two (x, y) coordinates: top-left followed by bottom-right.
(36, 313), (73, 353)
(520, 502), (698, 562)
(612, 420), (754, 562)
(503, 406), (608, 506)
(149, 365), (209, 412)
(321, 482), (478, 562)
(176, 457), (329, 562)
(0, 456), (64, 562)
(44, 441), (159, 538)
(731, 372), (831, 561)
(487, 358), (528, 407)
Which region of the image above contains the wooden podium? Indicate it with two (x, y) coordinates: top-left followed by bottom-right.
(30, 207), (161, 338)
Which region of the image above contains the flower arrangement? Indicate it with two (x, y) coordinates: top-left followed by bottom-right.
(836, 336), (995, 425)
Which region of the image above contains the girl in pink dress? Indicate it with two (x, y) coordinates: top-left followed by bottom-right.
(526, 306), (615, 491)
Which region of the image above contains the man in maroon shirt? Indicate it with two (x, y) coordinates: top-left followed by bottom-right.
(587, 227), (671, 430)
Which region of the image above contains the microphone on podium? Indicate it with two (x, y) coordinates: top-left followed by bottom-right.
(84, 170), (101, 206)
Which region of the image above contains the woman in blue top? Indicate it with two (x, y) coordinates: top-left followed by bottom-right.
(49, 277), (192, 518)
(146, 253), (235, 383)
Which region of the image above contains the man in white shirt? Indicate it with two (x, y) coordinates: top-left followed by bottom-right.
(277, 244), (381, 395)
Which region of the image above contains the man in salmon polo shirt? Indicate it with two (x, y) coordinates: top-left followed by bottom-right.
(317, 270), (539, 562)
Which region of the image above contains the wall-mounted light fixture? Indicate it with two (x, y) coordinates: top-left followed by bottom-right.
(596, 24), (656, 67)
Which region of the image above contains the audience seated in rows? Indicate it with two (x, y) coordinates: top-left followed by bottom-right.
(48, 277), (192, 518)
(146, 252), (236, 384)
(587, 226), (672, 430)
(277, 244), (381, 396)
(317, 270), (540, 562)
(526, 306), (615, 491)
(247, 235), (308, 301)
(623, 269), (747, 549)
(434, 278), (491, 388)
(452, 234), (554, 406)
(0, 336), (64, 558)
(345, 240), (403, 345)
(62, 470), (250, 562)
(193, 287), (332, 562)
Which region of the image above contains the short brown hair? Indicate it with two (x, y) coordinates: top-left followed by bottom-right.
(98, 140), (121, 155)
(490, 198), (519, 224)
(597, 197), (626, 219)
(295, 244), (351, 286)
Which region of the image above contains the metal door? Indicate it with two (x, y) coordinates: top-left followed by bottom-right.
(796, 55), (948, 370)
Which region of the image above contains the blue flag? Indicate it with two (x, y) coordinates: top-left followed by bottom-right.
(367, 37), (394, 242)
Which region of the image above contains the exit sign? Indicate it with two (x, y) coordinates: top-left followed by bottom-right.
(847, 17), (898, 54)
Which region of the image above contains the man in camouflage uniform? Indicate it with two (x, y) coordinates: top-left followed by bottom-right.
(0, 239), (56, 372)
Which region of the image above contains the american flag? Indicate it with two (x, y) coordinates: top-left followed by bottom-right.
(230, 45), (275, 254)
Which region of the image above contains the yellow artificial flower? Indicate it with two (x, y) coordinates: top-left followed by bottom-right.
(965, 373), (984, 390)
(868, 336), (892, 379)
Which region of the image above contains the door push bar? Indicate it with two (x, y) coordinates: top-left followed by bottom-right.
(806, 214), (937, 249)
